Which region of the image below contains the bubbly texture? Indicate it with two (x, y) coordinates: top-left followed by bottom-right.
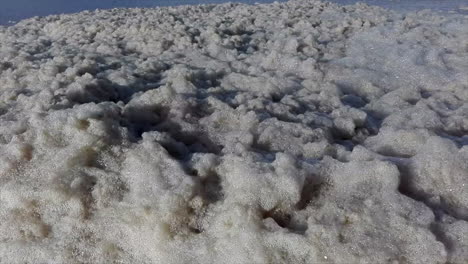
(0, 1), (467, 263)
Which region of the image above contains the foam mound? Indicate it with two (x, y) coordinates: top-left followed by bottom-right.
(0, 0), (467, 263)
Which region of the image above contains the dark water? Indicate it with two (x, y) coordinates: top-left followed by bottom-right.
(1, 0), (467, 26)
(0, 0), (285, 25)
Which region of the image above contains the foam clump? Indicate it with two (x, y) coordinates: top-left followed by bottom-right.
(0, 0), (467, 263)
(407, 137), (468, 218)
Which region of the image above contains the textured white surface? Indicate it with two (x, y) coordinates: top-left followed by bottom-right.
(0, 0), (467, 263)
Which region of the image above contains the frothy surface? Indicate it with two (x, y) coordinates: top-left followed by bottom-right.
(0, 1), (467, 263)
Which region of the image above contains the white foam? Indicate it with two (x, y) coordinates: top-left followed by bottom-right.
(0, 0), (467, 262)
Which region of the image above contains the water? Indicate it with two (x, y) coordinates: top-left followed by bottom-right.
(1, 0), (284, 25)
(1, 0), (467, 25)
